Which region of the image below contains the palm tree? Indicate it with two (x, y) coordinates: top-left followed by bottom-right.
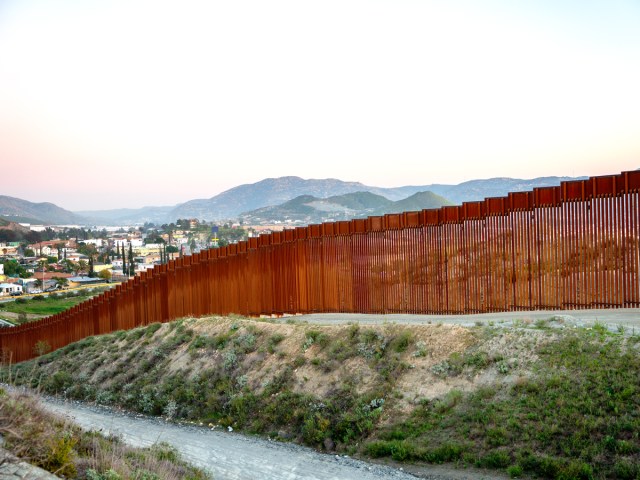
(76, 260), (88, 276)
(53, 277), (69, 289)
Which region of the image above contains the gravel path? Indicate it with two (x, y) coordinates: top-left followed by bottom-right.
(41, 399), (431, 480)
(286, 308), (640, 331)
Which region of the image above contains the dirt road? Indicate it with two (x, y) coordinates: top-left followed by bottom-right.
(42, 399), (435, 480)
(288, 308), (640, 331)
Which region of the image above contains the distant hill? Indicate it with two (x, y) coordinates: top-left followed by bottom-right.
(398, 176), (588, 205)
(239, 190), (452, 225)
(0, 196), (87, 225)
(61, 174), (590, 225)
(0, 214), (45, 224)
(166, 175), (586, 222)
(76, 206), (175, 226)
(0, 218), (31, 241)
(168, 177), (388, 221)
(392, 191), (453, 212)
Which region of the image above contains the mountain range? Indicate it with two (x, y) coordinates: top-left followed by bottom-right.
(3, 174), (587, 226)
(240, 190), (453, 224)
(0, 196), (87, 225)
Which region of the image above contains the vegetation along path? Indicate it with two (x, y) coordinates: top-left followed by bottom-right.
(6, 308), (640, 479)
(42, 398), (436, 480)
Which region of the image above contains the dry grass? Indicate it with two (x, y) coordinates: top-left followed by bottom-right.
(0, 388), (209, 480)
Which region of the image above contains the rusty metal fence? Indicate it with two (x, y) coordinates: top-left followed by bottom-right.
(2, 171), (639, 362)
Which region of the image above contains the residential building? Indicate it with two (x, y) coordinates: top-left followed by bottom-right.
(0, 283), (22, 296)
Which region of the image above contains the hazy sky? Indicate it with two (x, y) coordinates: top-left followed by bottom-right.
(1, 1), (639, 211)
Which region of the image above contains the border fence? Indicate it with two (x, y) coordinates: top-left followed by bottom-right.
(2, 170), (639, 362)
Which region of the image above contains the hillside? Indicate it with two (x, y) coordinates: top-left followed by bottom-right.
(162, 175), (585, 222)
(53, 175), (589, 225)
(0, 218), (31, 236)
(419, 176), (588, 205)
(7, 315), (640, 479)
(390, 191), (453, 212)
(239, 190), (452, 224)
(0, 195), (87, 225)
(168, 177), (384, 221)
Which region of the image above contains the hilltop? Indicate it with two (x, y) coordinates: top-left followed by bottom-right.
(0, 196), (87, 225)
(239, 190), (452, 224)
(169, 175), (583, 222)
(6, 175), (587, 225)
(7, 314), (640, 479)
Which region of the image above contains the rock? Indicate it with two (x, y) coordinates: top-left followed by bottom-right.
(323, 437), (335, 451)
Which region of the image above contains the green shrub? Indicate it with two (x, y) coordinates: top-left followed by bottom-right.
(507, 465), (523, 478)
(365, 441), (393, 458)
(479, 450), (511, 469)
(234, 333), (257, 353)
(423, 442), (466, 463)
(86, 469), (122, 480)
(45, 370), (73, 393)
(303, 330), (329, 351)
(613, 459), (639, 479)
(292, 356), (306, 368)
(145, 322), (163, 336)
(268, 333), (286, 353)
(189, 335), (217, 351)
(391, 331), (412, 353)
(43, 433), (77, 478)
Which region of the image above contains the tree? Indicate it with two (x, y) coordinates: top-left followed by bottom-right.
(77, 242), (97, 257)
(24, 231), (42, 244)
(23, 248), (35, 257)
(166, 245), (179, 253)
(61, 259), (75, 273)
(121, 244), (126, 275)
(33, 340), (51, 357)
(144, 235), (165, 245)
(37, 259), (47, 276)
(0, 230), (18, 242)
(55, 242), (65, 259)
(128, 243), (135, 276)
(98, 269), (112, 281)
(52, 277), (69, 289)
(88, 257), (95, 277)
(1, 260), (29, 278)
(76, 260), (88, 276)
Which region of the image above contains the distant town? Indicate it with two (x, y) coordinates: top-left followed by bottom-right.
(0, 219), (285, 298)
(0, 173), (600, 298)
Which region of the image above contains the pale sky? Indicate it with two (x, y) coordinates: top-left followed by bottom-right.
(1, 0), (639, 211)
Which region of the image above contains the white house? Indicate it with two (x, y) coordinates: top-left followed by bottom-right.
(66, 253), (89, 263)
(0, 283), (22, 296)
(81, 239), (104, 247)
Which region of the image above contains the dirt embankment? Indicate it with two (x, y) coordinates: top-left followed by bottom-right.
(7, 312), (640, 480)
